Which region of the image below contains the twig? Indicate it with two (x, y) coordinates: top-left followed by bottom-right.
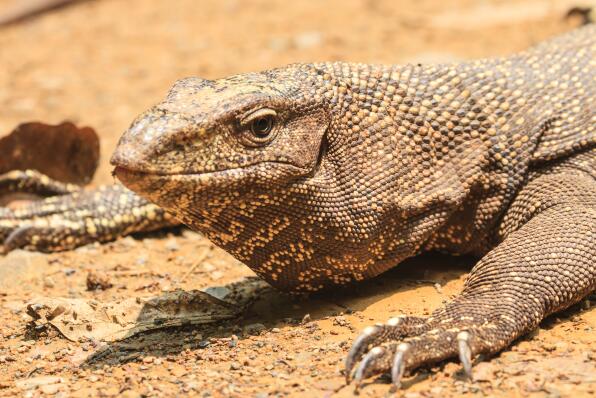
(180, 248), (210, 282)
(0, 0), (83, 27)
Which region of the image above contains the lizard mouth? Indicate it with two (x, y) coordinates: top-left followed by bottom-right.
(112, 166), (154, 194)
(113, 162), (307, 190)
(112, 166), (147, 181)
(113, 163), (311, 220)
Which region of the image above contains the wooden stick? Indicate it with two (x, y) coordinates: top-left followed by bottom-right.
(0, 0), (82, 27)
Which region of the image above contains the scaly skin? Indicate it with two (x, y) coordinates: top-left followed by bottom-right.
(1, 26), (595, 388)
(0, 171), (175, 252)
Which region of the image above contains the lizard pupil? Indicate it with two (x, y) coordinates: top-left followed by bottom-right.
(251, 116), (273, 137)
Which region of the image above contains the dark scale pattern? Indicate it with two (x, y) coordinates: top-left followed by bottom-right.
(1, 26), (595, 387)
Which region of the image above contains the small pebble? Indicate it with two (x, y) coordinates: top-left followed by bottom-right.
(230, 362), (241, 370)
(198, 340), (210, 348)
(86, 271), (113, 291)
(40, 384), (60, 395)
(165, 238), (179, 251)
(43, 276), (55, 288)
(244, 323), (266, 335)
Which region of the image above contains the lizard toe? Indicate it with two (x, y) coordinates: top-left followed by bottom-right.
(0, 215), (17, 242)
(457, 331), (473, 380)
(3, 222), (81, 253)
(3, 224), (35, 252)
(345, 315), (427, 382)
(353, 345), (390, 391)
(390, 342), (409, 387)
(0, 169), (78, 198)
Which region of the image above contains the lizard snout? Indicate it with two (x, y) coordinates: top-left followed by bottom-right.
(110, 106), (205, 176)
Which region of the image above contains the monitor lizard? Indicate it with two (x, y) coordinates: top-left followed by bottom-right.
(1, 25), (594, 389)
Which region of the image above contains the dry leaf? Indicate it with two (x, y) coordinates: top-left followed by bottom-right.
(26, 277), (270, 342)
(0, 121), (99, 185)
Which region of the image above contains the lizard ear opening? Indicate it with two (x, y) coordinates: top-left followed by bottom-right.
(308, 132), (329, 178)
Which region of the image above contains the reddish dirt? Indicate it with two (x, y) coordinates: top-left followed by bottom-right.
(0, 1), (594, 397)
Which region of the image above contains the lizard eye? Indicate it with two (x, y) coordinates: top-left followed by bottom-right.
(250, 115), (274, 137)
(238, 108), (278, 146)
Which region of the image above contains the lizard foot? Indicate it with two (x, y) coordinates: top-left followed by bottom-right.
(344, 315), (427, 383)
(345, 298), (535, 390)
(0, 173), (176, 252)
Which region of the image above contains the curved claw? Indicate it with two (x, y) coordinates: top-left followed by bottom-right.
(3, 225), (32, 252)
(345, 324), (382, 382)
(457, 331), (473, 380)
(345, 317), (408, 382)
(391, 343), (410, 388)
(353, 346), (385, 391)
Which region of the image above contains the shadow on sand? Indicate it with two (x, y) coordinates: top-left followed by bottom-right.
(79, 252), (474, 369)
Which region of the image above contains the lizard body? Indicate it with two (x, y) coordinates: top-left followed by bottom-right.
(1, 26), (595, 387)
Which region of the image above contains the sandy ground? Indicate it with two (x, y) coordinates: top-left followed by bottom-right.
(0, 0), (594, 397)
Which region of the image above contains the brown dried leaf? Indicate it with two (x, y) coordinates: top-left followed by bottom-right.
(26, 290), (239, 342)
(0, 121), (99, 185)
(25, 278), (270, 342)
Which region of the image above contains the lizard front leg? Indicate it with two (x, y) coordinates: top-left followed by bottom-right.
(346, 168), (595, 388)
(0, 170), (178, 252)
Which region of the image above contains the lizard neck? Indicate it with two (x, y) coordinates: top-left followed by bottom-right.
(305, 58), (551, 258)
(306, 62), (493, 245)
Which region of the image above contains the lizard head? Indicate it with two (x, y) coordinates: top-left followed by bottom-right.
(111, 65), (336, 290)
(112, 66), (329, 180)
(111, 65), (331, 203)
